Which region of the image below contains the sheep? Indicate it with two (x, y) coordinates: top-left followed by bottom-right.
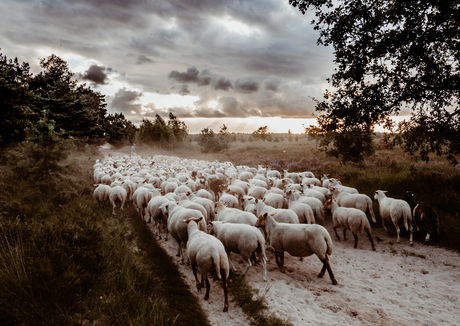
(283, 170), (301, 184)
(183, 217), (230, 312)
(403, 191), (439, 243)
(218, 185), (240, 209)
(374, 190), (413, 245)
(178, 194), (208, 223)
(293, 193), (325, 225)
(263, 192), (285, 209)
(243, 195), (257, 215)
(329, 187), (377, 224)
(145, 195), (171, 239)
(214, 202), (257, 226)
(109, 185), (128, 216)
(321, 174), (330, 188)
(323, 199), (376, 251)
(302, 185), (326, 204)
(160, 201), (207, 264)
(255, 212), (337, 285)
(195, 189), (214, 200)
(209, 178), (226, 201)
(286, 190), (315, 224)
(208, 221), (267, 281)
(301, 177), (322, 187)
(254, 199), (299, 224)
(132, 186), (158, 221)
(247, 185), (267, 200)
(189, 194), (216, 222)
(93, 184), (111, 207)
(328, 178), (358, 194)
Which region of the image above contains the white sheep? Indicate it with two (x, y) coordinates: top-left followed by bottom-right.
(293, 192), (325, 225)
(208, 221), (267, 281)
(183, 217), (230, 312)
(263, 192), (285, 209)
(247, 185), (267, 200)
(323, 199), (376, 251)
(255, 212), (337, 285)
(215, 202), (257, 226)
(109, 185), (128, 216)
(254, 199), (299, 224)
(302, 185), (327, 204)
(93, 184), (111, 207)
(286, 190), (315, 224)
(145, 195), (171, 239)
(161, 201), (207, 264)
(328, 178), (358, 194)
(243, 195), (257, 215)
(195, 189), (214, 200)
(374, 190), (413, 245)
(329, 187), (377, 224)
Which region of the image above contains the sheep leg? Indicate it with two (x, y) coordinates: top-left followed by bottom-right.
(278, 251), (286, 273)
(192, 265), (202, 292)
(204, 277), (210, 300)
(227, 253), (239, 275)
(333, 227), (341, 240)
(395, 224), (401, 243)
(318, 256), (338, 285)
(259, 255), (267, 282)
(366, 229), (376, 251)
(221, 268), (229, 312)
(343, 229), (347, 241)
(241, 258), (252, 277)
(353, 233), (358, 249)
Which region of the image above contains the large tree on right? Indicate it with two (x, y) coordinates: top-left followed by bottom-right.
(290, 0), (460, 164)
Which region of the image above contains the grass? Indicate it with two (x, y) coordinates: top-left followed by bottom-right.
(0, 147), (210, 326)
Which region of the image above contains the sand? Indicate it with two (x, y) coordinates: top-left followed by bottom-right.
(150, 218), (460, 326)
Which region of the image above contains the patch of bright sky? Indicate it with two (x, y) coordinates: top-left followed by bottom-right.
(219, 15), (261, 36)
(141, 92), (200, 110)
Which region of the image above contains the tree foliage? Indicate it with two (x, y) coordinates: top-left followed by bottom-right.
(252, 126), (269, 141)
(137, 113), (189, 149)
(104, 113), (138, 147)
(198, 124), (231, 153)
(290, 0), (460, 164)
(0, 53), (37, 144)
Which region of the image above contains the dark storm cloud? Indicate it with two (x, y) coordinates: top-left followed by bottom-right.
(171, 84), (190, 95)
(213, 76), (232, 91)
(80, 65), (110, 85)
(235, 77), (259, 93)
(109, 88), (143, 114)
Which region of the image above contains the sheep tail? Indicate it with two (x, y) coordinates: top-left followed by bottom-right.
(403, 206), (411, 231)
(212, 250), (223, 280)
(325, 233), (333, 256)
(257, 234), (268, 262)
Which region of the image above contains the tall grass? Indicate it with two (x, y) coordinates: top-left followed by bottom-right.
(0, 148), (210, 326)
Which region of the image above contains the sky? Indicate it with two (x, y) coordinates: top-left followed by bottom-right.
(0, 0), (388, 133)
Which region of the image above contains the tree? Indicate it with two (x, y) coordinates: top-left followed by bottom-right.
(252, 126), (269, 141)
(104, 113), (137, 147)
(29, 54), (107, 142)
(290, 0), (460, 164)
(167, 112), (189, 145)
(0, 52), (37, 145)
(197, 125), (231, 153)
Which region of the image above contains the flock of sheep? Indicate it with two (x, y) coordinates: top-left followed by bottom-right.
(93, 154), (429, 312)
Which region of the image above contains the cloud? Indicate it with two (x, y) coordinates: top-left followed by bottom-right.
(79, 65), (110, 85)
(136, 54), (154, 65)
(109, 88), (143, 114)
(235, 77), (259, 93)
(264, 76), (281, 92)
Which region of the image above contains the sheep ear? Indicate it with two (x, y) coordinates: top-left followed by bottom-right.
(222, 221), (225, 224)
(383, 191), (388, 193)
(270, 212), (276, 216)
